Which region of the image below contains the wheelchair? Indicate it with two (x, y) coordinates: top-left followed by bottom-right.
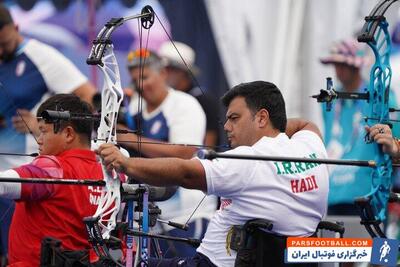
(231, 219), (345, 267)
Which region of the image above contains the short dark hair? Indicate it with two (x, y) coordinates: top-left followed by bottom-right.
(0, 4), (14, 30)
(37, 94), (94, 144)
(221, 81), (287, 132)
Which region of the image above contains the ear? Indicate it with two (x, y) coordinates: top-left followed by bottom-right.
(257, 108), (269, 128)
(159, 67), (168, 79)
(63, 126), (76, 144)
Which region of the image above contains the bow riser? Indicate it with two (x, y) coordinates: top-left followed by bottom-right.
(93, 45), (124, 240)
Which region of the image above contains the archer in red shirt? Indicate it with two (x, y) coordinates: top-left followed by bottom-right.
(0, 94), (103, 267)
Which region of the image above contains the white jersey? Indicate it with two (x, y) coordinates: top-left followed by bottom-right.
(0, 39), (88, 170)
(197, 131), (329, 267)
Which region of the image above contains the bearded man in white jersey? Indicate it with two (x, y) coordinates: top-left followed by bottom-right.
(97, 81), (329, 267)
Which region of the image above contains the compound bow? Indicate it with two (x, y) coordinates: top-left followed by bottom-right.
(82, 6), (155, 267)
(313, 0), (399, 238)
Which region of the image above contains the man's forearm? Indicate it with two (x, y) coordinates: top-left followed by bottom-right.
(122, 157), (206, 191)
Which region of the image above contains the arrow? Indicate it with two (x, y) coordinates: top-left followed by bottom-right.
(0, 177), (105, 186)
(197, 149), (377, 167)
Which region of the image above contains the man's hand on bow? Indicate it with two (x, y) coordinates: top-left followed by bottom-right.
(366, 124), (399, 157)
(97, 143), (128, 173)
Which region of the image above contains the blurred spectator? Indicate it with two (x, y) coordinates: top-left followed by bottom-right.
(0, 4), (96, 265)
(158, 41), (220, 147)
(121, 48), (217, 257)
(320, 38), (399, 246)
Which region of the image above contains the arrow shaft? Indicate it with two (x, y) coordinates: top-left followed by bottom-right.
(0, 177), (105, 186)
(210, 153), (376, 167)
(0, 152), (38, 157)
(115, 139), (229, 150)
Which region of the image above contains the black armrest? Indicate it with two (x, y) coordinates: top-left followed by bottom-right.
(317, 220), (345, 237)
(245, 219), (273, 233)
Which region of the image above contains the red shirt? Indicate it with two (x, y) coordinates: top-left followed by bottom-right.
(8, 149), (103, 267)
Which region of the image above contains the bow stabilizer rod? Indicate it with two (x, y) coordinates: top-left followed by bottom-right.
(127, 230), (201, 247)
